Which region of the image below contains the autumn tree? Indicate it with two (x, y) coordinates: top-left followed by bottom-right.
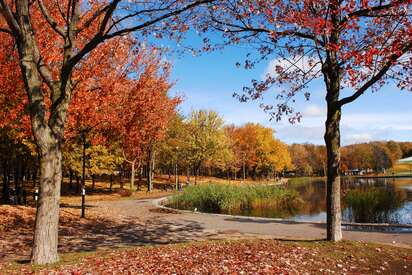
(158, 114), (191, 184)
(289, 144), (313, 176)
(0, 0), (212, 264)
(225, 123), (291, 179)
(186, 110), (229, 183)
(399, 142), (412, 157)
(106, 51), (179, 192)
(203, 0), (412, 241)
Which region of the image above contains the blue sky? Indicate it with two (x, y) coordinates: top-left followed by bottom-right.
(168, 46), (412, 146)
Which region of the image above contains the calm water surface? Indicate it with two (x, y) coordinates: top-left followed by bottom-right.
(238, 177), (412, 225)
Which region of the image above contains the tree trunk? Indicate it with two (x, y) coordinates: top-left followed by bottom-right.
(324, 101), (342, 241)
(82, 134), (86, 191)
(31, 142), (62, 264)
(2, 162), (10, 204)
(130, 160), (135, 192)
(76, 176), (80, 193)
(147, 150), (153, 192)
(175, 162), (178, 190)
(321, 0), (343, 242)
(120, 169), (124, 189)
(109, 174), (113, 192)
(138, 163), (143, 190)
(186, 167), (190, 186)
(69, 169), (73, 190)
(91, 175), (95, 191)
(323, 51), (343, 241)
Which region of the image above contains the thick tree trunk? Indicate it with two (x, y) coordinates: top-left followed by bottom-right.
(109, 174), (113, 192)
(324, 103), (342, 241)
(322, 0), (343, 242)
(324, 76), (343, 242)
(31, 142), (62, 264)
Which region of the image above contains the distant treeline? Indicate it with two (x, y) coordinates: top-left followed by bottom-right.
(289, 141), (412, 176)
(1, 109), (412, 205)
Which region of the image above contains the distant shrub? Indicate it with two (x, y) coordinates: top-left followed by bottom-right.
(167, 183), (303, 215)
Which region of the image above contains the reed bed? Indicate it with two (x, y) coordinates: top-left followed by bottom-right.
(167, 183), (303, 214)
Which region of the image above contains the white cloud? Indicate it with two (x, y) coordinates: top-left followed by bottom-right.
(302, 104), (326, 117)
(275, 110), (412, 145)
(344, 133), (373, 144)
(276, 125), (325, 144)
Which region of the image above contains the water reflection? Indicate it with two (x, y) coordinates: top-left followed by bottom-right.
(286, 177), (412, 225)
(343, 188), (406, 223)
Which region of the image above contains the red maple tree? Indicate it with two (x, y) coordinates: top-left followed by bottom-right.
(0, 0), (211, 264)
(201, 0), (412, 240)
(106, 50), (180, 191)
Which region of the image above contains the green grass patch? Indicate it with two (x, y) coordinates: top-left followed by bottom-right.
(166, 183), (303, 215)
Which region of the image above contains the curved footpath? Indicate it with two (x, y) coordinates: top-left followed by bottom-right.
(91, 197), (412, 249)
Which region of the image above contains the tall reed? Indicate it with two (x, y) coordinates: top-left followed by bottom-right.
(167, 183), (303, 215)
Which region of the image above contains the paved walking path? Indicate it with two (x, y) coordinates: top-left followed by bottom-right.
(91, 197), (412, 248)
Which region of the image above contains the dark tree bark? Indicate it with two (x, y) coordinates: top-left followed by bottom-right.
(109, 174), (113, 192)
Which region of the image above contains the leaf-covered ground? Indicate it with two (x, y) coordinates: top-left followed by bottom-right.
(1, 197), (411, 274)
(1, 239), (411, 274)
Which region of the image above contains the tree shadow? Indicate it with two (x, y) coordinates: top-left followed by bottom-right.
(58, 217), (212, 254)
(0, 206), (217, 263)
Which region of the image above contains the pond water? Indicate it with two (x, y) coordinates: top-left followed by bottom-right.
(236, 177), (412, 226)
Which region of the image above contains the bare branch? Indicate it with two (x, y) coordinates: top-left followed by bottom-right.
(104, 0), (214, 39)
(340, 0), (408, 26)
(209, 17), (324, 46)
(0, 0), (21, 34)
(37, 0), (65, 37)
(338, 44), (412, 107)
(0, 27), (12, 35)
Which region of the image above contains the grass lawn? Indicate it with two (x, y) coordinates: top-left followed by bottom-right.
(0, 239), (410, 274)
(392, 163), (412, 176)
